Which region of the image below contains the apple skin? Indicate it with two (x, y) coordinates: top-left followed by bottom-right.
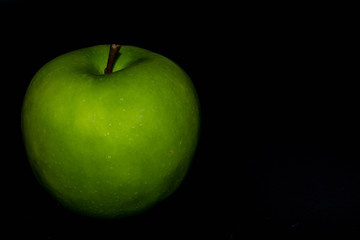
(21, 45), (200, 218)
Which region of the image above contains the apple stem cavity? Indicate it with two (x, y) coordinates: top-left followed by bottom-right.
(104, 44), (121, 74)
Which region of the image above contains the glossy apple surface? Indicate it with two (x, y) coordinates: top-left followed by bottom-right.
(21, 45), (200, 218)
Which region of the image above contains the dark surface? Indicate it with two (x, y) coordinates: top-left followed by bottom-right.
(2, 1), (360, 238)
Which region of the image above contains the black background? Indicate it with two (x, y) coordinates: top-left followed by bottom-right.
(2, 1), (360, 238)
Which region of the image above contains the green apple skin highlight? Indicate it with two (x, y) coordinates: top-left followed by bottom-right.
(21, 45), (200, 218)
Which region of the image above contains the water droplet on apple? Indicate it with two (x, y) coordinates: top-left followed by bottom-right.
(107, 155), (112, 159)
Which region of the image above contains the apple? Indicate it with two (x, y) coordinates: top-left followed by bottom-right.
(21, 44), (200, 218)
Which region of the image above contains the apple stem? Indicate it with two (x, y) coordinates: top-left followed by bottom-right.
(104, 44), (121, 74)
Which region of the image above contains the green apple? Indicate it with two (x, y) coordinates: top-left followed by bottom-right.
(21, 44), (200, 218)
